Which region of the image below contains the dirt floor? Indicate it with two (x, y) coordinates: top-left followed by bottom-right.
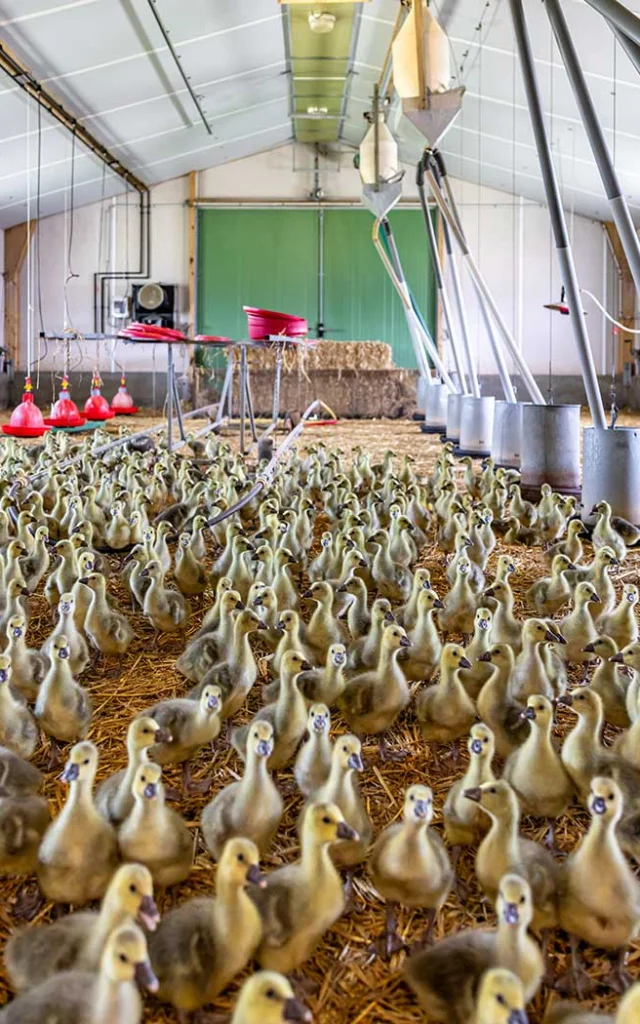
(0, 411), (639, 1023)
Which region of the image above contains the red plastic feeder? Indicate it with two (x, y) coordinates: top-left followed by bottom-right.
(195, 335), (231, 345)
(2, 377), (51, 437)
(110, 374), (139, 415)
(84, 372), (115, 421)
(243, 306), (308, 340)
(45, 375), (86, 428)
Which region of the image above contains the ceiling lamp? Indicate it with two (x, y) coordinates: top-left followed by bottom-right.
(308, 11), (336, 33)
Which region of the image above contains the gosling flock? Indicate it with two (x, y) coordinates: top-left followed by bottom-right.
(0, 427), (638, 1023)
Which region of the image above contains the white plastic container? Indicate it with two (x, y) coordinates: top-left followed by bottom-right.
(359, 115), (399, 186)
(392, 0), (451, 99)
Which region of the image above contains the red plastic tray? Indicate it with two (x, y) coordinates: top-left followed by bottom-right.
(2, 425), (51, 437)
(243, 306), (307, 340)
(110, 407), (139, 415)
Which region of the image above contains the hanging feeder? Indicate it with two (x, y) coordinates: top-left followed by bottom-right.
(2, 376), (51, 437)
(392, 0), (464, 147)
(110, 373), (139, 415)
(84, 371), (115, 421)
(45, 374), (86, 428)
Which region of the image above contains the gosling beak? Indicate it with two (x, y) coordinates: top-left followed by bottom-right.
(464, 787), (483, 803)
(610, 652), (624, 663)
(276, 621), (286, 632)
(300, 660), (313, 671)
(470, 739), (484, 755)
(302, 589), (313, 599)
(235, 600), (244, 610)
(253, 597), (264, 607)
(256, 739), (272, 758)
(58, 647), (70, 660)
(336, 821), (359, 841)
(134, 960), (159, 994)
(313, 716), (328, 733)
(521, 706), (536, 721)
(143, 783), (157, 799)
(384, 611), (395, 622)
(154, 728), (172, 744)
(592, 796), (607, 815)
(459, 656), (472, 669)
(61, 762), (80, 783)
(503, 902), (520, 925)
(589, 593), (601, 603)
(140, 569), (149, 578)
(414, 799), (430, 819)
(246, 863), (268, 888)
(207, 694), (220, 711)
(399, 635), (411, 648)
(256, 621), (268, 631)
(484, 587), (495, 598)
(433, 598), (444, 609)
(358, 558), (367, 567)
(347, 752), (364, 772)
(507, 1012), (528, 1024)
(283, 998), (313, 1023)
(478, 652), (492, 663)
(20, 587), (29, 596)
(334, 652), (346, 666)
(583, 642), (595, 653)
(137, 894), (160, 931)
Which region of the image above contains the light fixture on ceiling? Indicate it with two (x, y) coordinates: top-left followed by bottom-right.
(308, 10), (336, 33)
(306, 105), (329, 115)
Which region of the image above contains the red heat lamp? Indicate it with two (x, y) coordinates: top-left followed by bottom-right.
(84, 372), (115, 421)
(44, 375), (86, 428)
(544, 286), (570, 316)
(2, 377), (51, 437)
(110, 374), (139, 415)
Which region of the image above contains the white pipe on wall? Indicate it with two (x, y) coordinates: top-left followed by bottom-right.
(517, 195), (524, 352)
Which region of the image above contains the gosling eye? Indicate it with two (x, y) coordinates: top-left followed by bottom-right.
(520, 895), (526, 904)
(489, 787), (497, 794)
(119, 953), (128, 964)
(496, 994), (506, 1006)
(322, 815), (331, 824)
(266, 988), (276, 999)
(129, 884), (137, 894)
(609, 793), (615, 801)
(83, 759), (89, 765)
(237, 853), (245, 862)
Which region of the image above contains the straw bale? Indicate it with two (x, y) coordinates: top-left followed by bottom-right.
(237, 340), (395, 373)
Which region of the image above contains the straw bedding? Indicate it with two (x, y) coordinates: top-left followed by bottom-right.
(0, 414), (638, 1023)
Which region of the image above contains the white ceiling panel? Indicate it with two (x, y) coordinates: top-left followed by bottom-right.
(0, 0), (639, 228)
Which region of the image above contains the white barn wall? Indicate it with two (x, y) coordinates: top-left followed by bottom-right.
(18, 143), (612, 386)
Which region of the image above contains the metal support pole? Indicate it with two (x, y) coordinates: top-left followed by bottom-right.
(239, 344), (247, 454)
(245, 362), (258, 442)
(583, 0), (640, 47)
(214, 352), (234, 428)
(441, 206), (480, 397)
(172, 373), (186, 443)
(426, 159), (522, 403)
(317, 207), (325, 337)
(167, 345), (174, 445)
(380, 219), (456, 386)
(273, 345), (283, 428)
(546, 0), (640, 296)
(509, 0), (607, 429)
(416, 160), (468, 392)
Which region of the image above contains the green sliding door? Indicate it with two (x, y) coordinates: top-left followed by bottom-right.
(196, 207), (436, 369)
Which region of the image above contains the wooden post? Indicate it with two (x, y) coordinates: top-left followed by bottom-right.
(187, 170), (197, 405)
(3, 221), (35, 372)
(604, 220), (636, 372)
